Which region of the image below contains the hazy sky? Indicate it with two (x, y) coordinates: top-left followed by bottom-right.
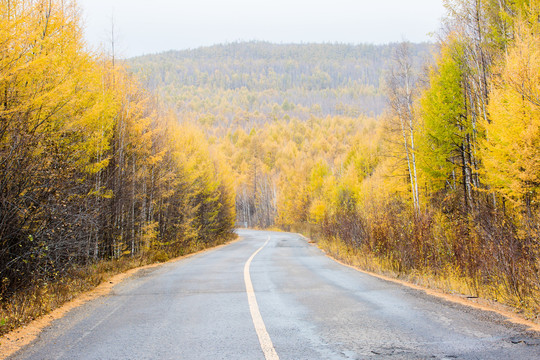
(77, 0), (446, 58)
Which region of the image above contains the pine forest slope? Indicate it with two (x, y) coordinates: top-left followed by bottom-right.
(128, 42), (433, 131)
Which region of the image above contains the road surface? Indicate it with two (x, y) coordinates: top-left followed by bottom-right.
(9, 230), (540, 359)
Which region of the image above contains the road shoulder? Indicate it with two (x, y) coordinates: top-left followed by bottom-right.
(0, 237), (241, 360)
(300, 234), (540, 333)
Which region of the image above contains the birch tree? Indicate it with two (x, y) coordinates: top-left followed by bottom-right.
(386, 42), (421, 214)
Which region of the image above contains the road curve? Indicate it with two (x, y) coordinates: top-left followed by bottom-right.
(9, 229), (540, 359)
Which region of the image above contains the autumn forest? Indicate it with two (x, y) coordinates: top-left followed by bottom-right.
(1, 0), (540, 334)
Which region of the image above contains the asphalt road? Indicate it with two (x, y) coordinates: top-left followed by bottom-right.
(9, 229), (540, 359)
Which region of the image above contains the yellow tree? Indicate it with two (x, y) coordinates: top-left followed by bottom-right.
(482, 11), (540, 213)
(0, 0), (121, 292)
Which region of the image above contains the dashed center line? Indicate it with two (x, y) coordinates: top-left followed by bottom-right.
(244, 236), (279, 360)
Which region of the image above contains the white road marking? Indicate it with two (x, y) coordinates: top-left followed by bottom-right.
(244, 236), (280, 360)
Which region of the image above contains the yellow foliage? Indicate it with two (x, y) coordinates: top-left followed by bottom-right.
(482, 18), (540, 208)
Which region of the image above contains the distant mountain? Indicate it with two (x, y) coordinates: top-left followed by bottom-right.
(128, 42), (434, 130)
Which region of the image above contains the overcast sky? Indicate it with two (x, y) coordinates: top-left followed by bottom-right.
(77, 0), (446, 58)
